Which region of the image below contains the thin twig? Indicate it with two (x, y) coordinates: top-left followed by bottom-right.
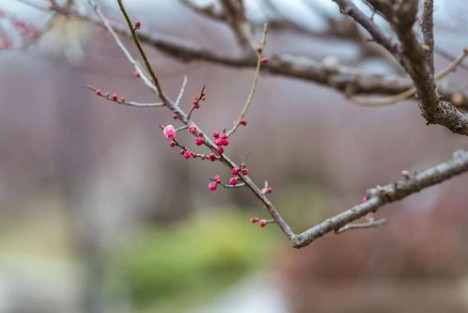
(351, 48), (468, 106)
(336, 218), (386, 234)
(86, 0), (156, 93)
(226, 24), (268, 137)
(87, 85), (163, 107)
(174, 75), (188, 107)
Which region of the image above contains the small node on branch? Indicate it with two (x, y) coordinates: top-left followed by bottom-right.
(262, 186), (273, 194)
(110, 93), (118, 101)
(134, 20), (141, 30)
(451, 93), (464, 106)
(401, 170), (411, 179)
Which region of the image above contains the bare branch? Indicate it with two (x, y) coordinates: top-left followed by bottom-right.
(393, 1), (468, 135)
(292, 150), (468, 248)
(422, 0), (435, 74)
(87, 85), (163, 108)
(227, 24), (268, 137)
(351, 49), (468, 106)
(331, 0), (401, 61)
(179, 0), (227, 21)
(219, 0), (256, 52)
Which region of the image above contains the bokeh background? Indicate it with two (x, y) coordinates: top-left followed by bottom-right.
(1, 1), (468, 312)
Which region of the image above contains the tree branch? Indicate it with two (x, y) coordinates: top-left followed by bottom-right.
(393, 1), (468, 135)
(292, 150), (468, 248)
(422, 0), (435, 74)
(331, 0), (401, 61)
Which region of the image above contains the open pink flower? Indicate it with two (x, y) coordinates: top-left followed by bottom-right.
(163, 125), (176, 139)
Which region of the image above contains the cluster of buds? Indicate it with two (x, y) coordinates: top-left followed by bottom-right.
(209, 175), (222, 191)
(95, 89), (126, 103)
(213, 131), (229, 154)
(250, 217), (269, 228)
(163, 124), (219, 162)
(231, 162), (250, 176)
(159, 86), (270, 227)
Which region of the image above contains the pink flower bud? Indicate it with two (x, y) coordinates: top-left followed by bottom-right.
(240, 168), (249, 175)
(110, 93), (118, 101)
(183, 150), (191, 159)
(250, 217), (259, 223)
(193, 97), (200, 108)
(213, 175), (221, 183)
(213, 131), (220, 138)
(134, 21), (141, 29)
(229, 177), (238, 185)
(215, 138), (223, 146)
(188, 125), (197, 134)
(208, 181), (217, 191)
(217, 147), (224, 154)
(231, 168), (239, 175)
(163, 125), (176, 140)
(258, 219), (267, 227)
(169, 141), (176, 147)
(260, 56), (269, 64)
(195, 137), (203, 146)
(209, 153), (216, 162)
(95, 89), (102, 96)
(240, 119), (247, 126)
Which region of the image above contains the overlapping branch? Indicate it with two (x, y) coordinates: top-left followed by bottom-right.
(85, 0), (468, 249)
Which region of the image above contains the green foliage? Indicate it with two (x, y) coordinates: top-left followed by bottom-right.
(111, 208), (277, 311)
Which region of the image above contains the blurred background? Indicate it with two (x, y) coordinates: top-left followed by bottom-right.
(1, 0), (468, 312)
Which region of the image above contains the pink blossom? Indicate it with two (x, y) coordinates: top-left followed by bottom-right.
(229, 177), (238, 185)
(163, 125), (176, 139)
